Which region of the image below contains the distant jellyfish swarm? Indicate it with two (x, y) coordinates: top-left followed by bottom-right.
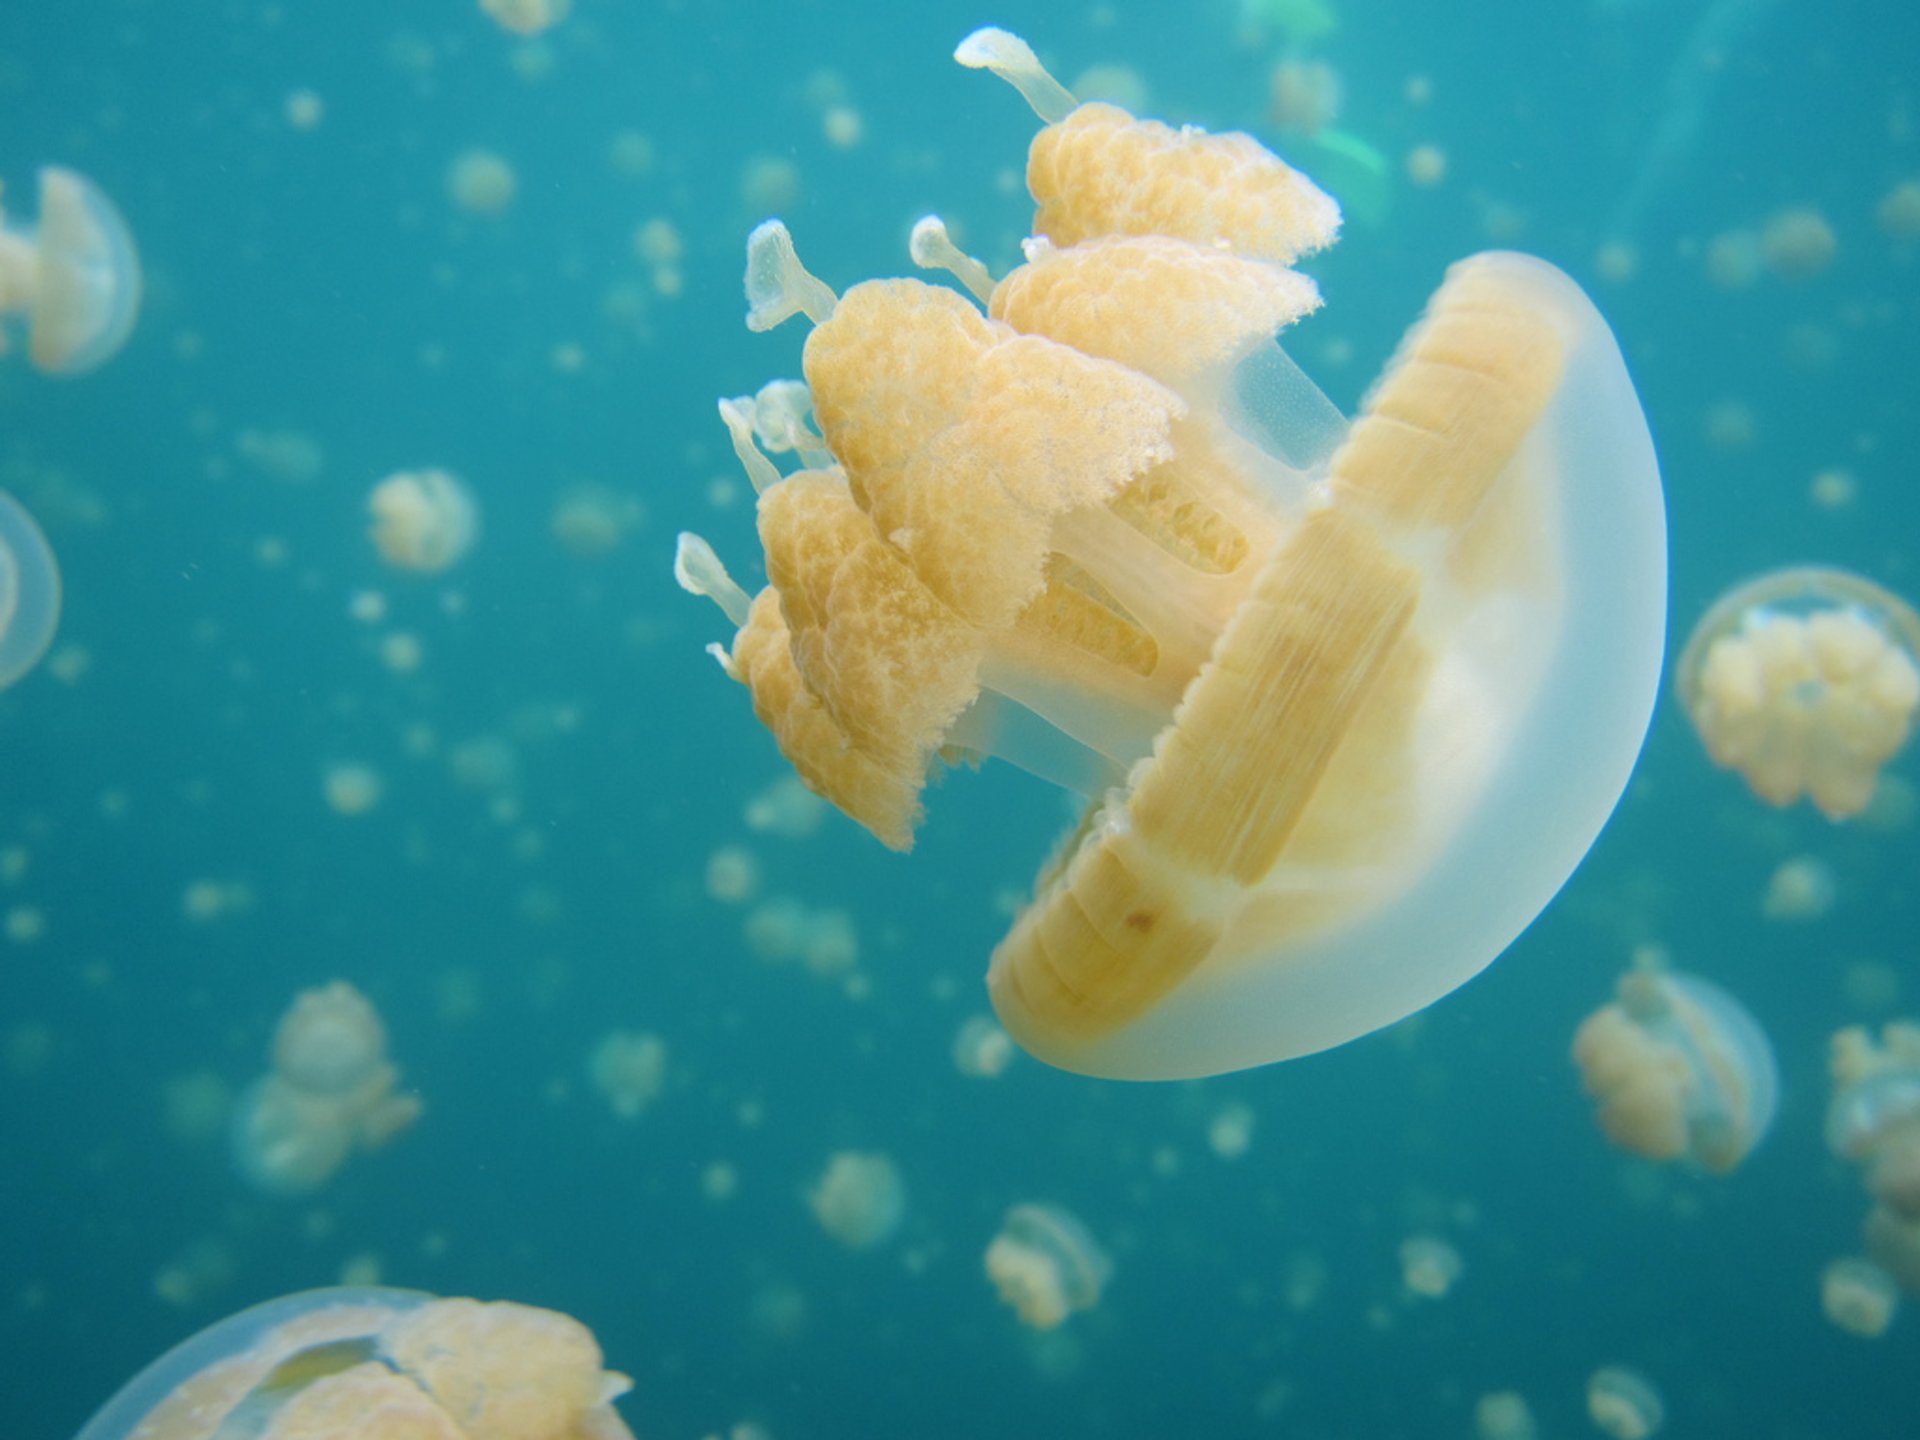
(0, 166), (142, 375)
(1572, 964), (1777, 1174)
(676, 27), (1667, 1080)
(368, 467), (479, 573)
(1676, 567), (1920, 820)
(230, 981), (421, 1196)
(73, 1288), (636, 1440)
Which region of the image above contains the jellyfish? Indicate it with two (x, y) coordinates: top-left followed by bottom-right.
(0, 489), (61, 688)
(447, 148), (517, 215)
(1675, 567), (1920, 821)
(1827, 1022), (1920, 1253)
(676, 28), (1667, 1080)
(1398, 1234), (1464, 1298)
(984, 1201), (1113, 1330)
(587, 1029), (668, 1118)
(368, 467), (480, 572)
(1475, 1391), (1538, 1440)
(1585, 1365), (1663, 1440)
(479, 0), (570, 36)
(807, 1150), (905, 1250)
(0, 166), (141, 375)
(72, 1287), (636, 1440)
(1571, 963), (1778, 1174)
(953, 1014), (1017, 1078)
(230, 982), (421, 1196)
(1821, 1256), (1899, 1338)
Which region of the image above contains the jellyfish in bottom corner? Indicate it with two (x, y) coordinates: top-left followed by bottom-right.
(72, 1287), (636, 1440)
(676, 27), (1666, 1081)
(984, 1202), (1113, 1330)
(0, 166), (141, 375)
(1571, 964), (1777, 1174)
(1676, 567), (1920, 820)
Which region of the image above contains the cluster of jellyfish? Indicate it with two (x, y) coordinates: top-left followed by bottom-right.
(1819, 1021), (1920, 1336)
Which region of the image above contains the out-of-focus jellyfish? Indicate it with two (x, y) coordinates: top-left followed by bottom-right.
(73, 1287), (636, 1440)
(1880, 180), (1920, 240)
(984, 1201), (1113, 1330)
(1760, 854), (1835, 922)
(0, 166), (141, 375)
(1586, 1365), (1663, 1440)
(0, 490), (61, 688)
(1705, 229), (1762, 290)
(676, 27), (1666, 1080)
(953, 1013), (1017, 1077)
(447, 148), (517, 215)
(1405, 144), (1446, 187)
(1398, 1234), (1463, 1298)
(1827, 1022), (1920, 1292)
(744, 895), (859, 977)
(322, 760), (384, 815)
(368, 467), (480, 572)
(479, 0), (570, 36)
(1207, 1099), (1256, 1158)
(1269, 58), (1341, 136)
(1821, 1256), (1899, 1337)
(1759, 206), (1837, 279)
(230, 982), (421, 1196)
(1475, 1390), (1537, 1440)
(1676, 567), (1920, 820)
(744, 772), (828, 838)
(587, 1029), (668, 1118)
(808, 1150), (905, 1250)
(552, 484), (644, 557)
(705, 843), (762, 904)
(1571, 963), (1778, 1173)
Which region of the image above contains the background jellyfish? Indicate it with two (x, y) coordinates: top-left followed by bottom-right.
(984, 1202), (1113, 1330)
(72, 1287), (635, 1440)
(368, 467), (480, 573)
(1586, 1365), (1663, 1440)
(1827, 1022), (1920, 1292)
(230, 982), (421, 1196)
(678, 25), (1667, 1081)
(1820, 1256), (1899, 1338)
(0, 166), (141, 375)
(587, 1029), (668, 1118)
(1572, 963), (1777, 1174)
(1675, 567), (1920, 820)
(807, 1150), (906, 1250)
(0, 490), (61, 689)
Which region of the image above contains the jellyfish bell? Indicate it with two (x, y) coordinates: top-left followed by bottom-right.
(679, 28), (1666, 1080)
(273, 981), (389, 1098)
(1675, 567), (1920, 821)
(0, 490), (61, 689)
(984, 1201), (1113, 1330)
(73, 1287), (637, 1440)
(0, 166), (142, 375)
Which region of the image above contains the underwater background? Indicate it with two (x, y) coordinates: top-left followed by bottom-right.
(3, 0), (1919, 1435)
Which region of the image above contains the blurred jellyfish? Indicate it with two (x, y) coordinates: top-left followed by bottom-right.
(1760, 854), (1835, 922)
(744, 896), (859, 977)
(1207, 1100), (1256, 1159)
(368, 467), (480, 573)
(479, 0), (569, 36)
(447, 148), (517, 215)
(744, 773), (827, 837)
(1821, 1256), (1899, 1337)
(1572, 963), (1778, 1174)
(0, 490), (62, 689)
(1704, 229), (1762, 289)
(323, 760), (384, 816)
(953, 1014), (1017, 1078)
(0, 166), (141, 374)
(985, 1202), (1113, 1330)
(808, 1150), (905, 1250)
(161, 1070), (232, 1144)
(1827, 1021), (1920, 1292)
(1405, 144), (1446, 187)
(1398, 1234), (1463, 1298)
(1586, 1366), (1663, 1440)
(551, 484), (644, 557)
(587, 1030), (668, 1118)
(235, 426), (325, 485)
(1475, 1391), (1537, 1440)
(1879, 180), (1920, 240)
(1676, 567), (1920, 820)
(73, 1288), (635, 1440)
(739, 155), (800, 213)
(230, 982), (420, 1196)
(283, 89), (324, 130)
(1759, 206), (1837, 280)
(1268, 58), (1341, 135)
(705, 844), (762, 904)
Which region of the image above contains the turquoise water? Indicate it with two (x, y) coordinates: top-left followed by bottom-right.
(3, 0), (1919, 1435)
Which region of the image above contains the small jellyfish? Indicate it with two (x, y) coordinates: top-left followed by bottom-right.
(1676, 567), (1920, 820)
(952, 1014), (1017, 1077)
(0, 490), (62, 688)
(551, 484), (644, 557)
(1207, 1099), (1256, 1159)
(447, 148), (517, 215)
(73, 1287), (636, 1440)
(1475, 1391), (1538, 1440)
(230, 982), (420, 1196)
(1821, 1256), (1899, 1338)
(677, 27), (1667, 1080)
(479, 0), (570, 36)
(1398, 1234), (1463, 1298)
(322, 760), (384, 815)
(1760, 854), (1836, 922)
(1572, 964), (1778, 1174)
(1879, 180), (1920, 240)
(808, 1150), (906, 1250)
(1586, 1366), (1663, 1440)
(984, 1201), (1113, 1330)
(1759, 206), (1837, 280)
(0, 166), (141, 374)
(368, 467), (480, 573)
(587, 1029), (668, 1118)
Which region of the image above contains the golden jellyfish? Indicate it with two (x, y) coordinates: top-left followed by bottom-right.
(1571, 964), (1777, 1174)
(479, 0), (570, 37)
(984, 1201), (1113, 1330)
(586, 1029), (668, 1118)
(368, 466), (480, 572)
(1676, 567), (1920, 821)
(447, 148), (517, 215)
(676, 28), (1667, 1080)
(1398, 1233), (1463, 1298)
(0, 166), (141, 375)
(230, 982), (421, 1196)
(1585, 1366), (1663, 1440)
(0, 490), (61, 688)
(807, 1150), (906, 1250)
(1821, 1256), (1900, 1338)
(73, 1287), (636, 1440)
(1475, 1391), (1538, 1440)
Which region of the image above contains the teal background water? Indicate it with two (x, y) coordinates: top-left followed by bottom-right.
(3, 0), (1919, 1435)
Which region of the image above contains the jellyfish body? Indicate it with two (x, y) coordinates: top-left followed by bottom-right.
(1827, 1022), (1920, 1294)
(0, 167), (142, 375)
(0, 490), (61, 688)
(807, 1150), (906, 1250)
(1821, 1256), (1899, 1337)
(230, 982), (420, 1196)
(72, 1287), (636, 1440)
(1586, 1366), (1664, 1440)
(368, 467), (480, 573)
(1676, 567), (1920, 820)
(984, 1202), (1113, 1329)
(680, 29), (1665, 1079)
(1572, 967), (1778, 1173)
